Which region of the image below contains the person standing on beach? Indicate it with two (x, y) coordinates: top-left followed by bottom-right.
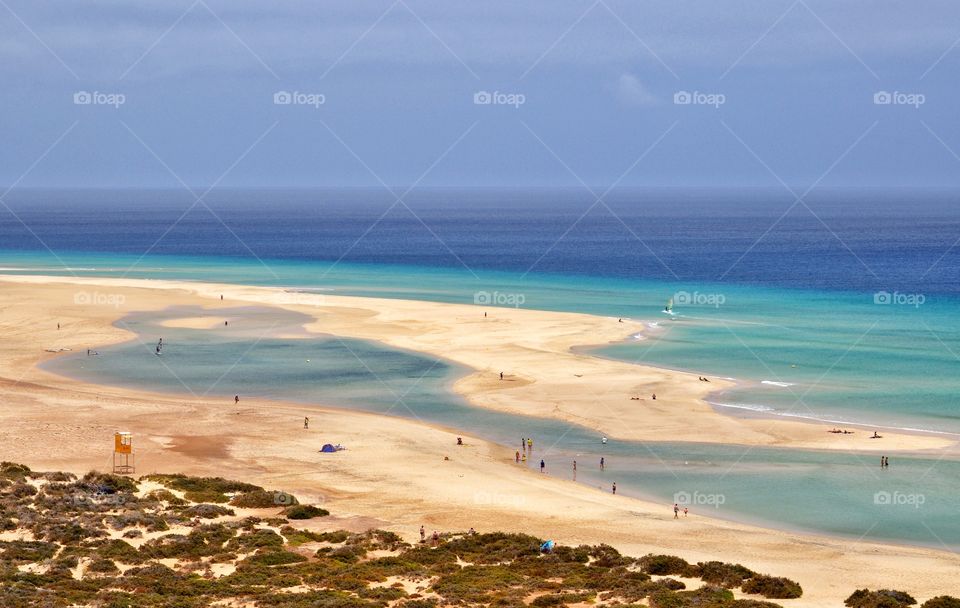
(515, 451), (520, 463)
(304, 417), (309, 429)
(527, 438), (533, 450)
(673, 504), (680, 518)
(500, 371), (503, 380)
(235, 395), (239, 404)
(612, 482), (616, 494)
(540, 459), (545, 473)
(600, 457), (605, 471)
(420, 526), (425, 543)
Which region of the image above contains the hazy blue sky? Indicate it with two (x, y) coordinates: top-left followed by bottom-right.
(2, 0), (959, 188)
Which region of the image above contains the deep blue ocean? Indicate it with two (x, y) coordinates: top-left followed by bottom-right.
(4, 187), (960, 548)
(3, 187), (959, 294)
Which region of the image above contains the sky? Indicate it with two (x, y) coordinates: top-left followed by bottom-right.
(1, 0), (960, 189)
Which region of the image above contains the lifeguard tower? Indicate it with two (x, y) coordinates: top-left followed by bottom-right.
(113, 432), (134, 475)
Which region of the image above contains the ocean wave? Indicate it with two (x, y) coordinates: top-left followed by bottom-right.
(710, 402), (774, 413)
(631, 333), (646, 341)
(760, 380), (796, 387)
(711, 402), (960, 437)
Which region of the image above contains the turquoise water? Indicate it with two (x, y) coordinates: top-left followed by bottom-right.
(42, 305), (960, 550)
(7, 248), (960, 435)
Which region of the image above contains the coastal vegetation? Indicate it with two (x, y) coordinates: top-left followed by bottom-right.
(0, 462), (953, 607)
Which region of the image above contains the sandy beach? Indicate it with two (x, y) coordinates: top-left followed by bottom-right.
(0, 274), (957, 605)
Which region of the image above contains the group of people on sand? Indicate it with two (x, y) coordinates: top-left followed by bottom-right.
(697, 376), (710, 382)
(420, 525), (475, 546)
(828, 428), (884, 439)
(673, 504), (690, 518)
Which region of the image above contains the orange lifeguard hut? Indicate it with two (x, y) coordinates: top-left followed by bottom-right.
(113, 431), (134, 475)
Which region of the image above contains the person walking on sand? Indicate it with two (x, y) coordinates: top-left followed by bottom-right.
(683, 507), (688, 517)
(420, 526), (425, 542)
(600, 457), (605, 471)
(234, 395), (239, 404)
(540, 459), (545, 474)
(515, 451), (520, 463)
(500, 371), (503, 380)
(304, 417), (309, 429)
(674, 504), (680, 519)
(612, 482), (616, 495)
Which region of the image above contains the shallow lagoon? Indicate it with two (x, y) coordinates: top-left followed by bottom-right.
(44, 305), (960, 551)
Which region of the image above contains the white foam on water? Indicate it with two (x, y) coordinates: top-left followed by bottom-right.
(760, 380), (796, 387)
(709, 401), (774, 413)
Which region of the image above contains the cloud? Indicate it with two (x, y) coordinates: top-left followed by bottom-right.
(615, 73), (657, 106)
